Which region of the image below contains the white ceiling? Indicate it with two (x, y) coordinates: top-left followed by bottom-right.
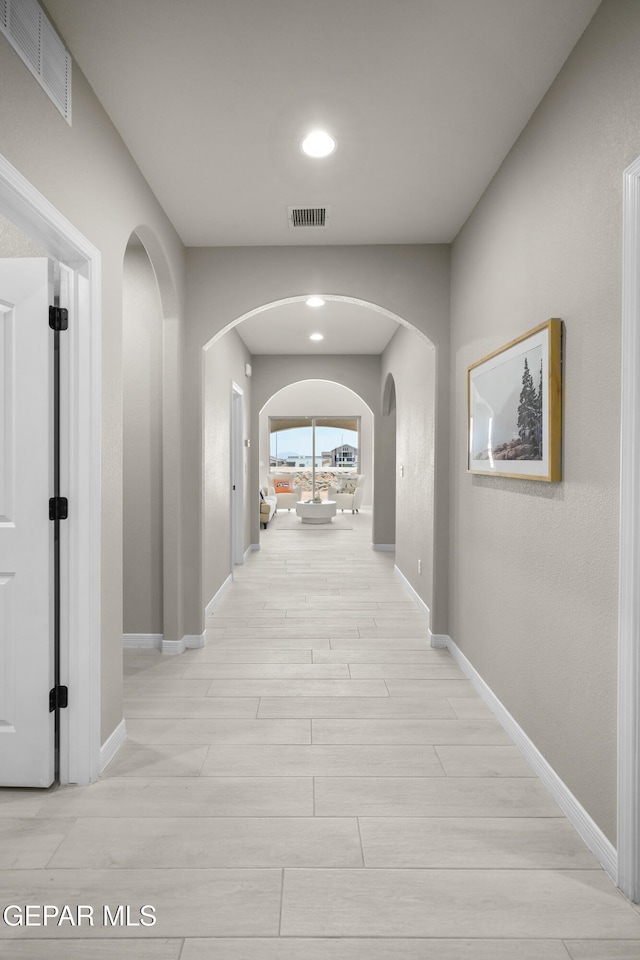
(45, 0), (600, 249)
(236, 299), (400, 355)
(45, 0), (600, 355)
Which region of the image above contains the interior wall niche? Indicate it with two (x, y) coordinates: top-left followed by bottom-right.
(122, 236), (164, 637)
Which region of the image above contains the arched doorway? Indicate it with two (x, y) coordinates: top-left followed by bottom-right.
(122, 228), (183, 653)
(198, 296), (438, 640)
(122, 235), (164, 647)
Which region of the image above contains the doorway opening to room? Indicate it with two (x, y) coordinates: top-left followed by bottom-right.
(0, 155), (101, 788)
(259, 380), (373, 528)
(199, 294), (439, 653)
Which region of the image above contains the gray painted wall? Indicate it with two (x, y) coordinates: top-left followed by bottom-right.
(0, 36), (187, 743)
(185, 247), (450, 636)
(449, 0), (640, 844)
(203, 329), (252, 611)
(382, 326), (438, 621)
(2, 0), (630, 851)
(122, 242), (164, 636)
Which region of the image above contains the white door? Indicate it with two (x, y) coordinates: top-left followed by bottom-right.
(0, 258), (55, 787)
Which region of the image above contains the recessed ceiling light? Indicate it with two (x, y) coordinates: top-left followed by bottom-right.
(301, 131), (336, 158)
(306, 296), (325, 307)
(310, 333), (324, 341)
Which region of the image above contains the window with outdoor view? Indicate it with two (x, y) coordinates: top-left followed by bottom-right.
(269, 416), (360, 500)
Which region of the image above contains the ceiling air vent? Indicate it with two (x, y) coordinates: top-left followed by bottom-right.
(0, 0), (72, 123)
(287, 206), (330, 229)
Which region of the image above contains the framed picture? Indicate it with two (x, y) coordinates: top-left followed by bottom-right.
(467, 319), (562, 481)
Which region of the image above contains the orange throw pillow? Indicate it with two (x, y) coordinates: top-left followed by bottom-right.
(273, 477), (293, 494)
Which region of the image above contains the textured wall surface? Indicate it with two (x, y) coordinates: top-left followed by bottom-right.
(382, 327), (437, 622)
(122, 243), (164, 636)
(185, 246), (450, 635)
(449, 0), (640, 844)
(0, 214), (47, 256)
(0, 36), (186, 743)
(203, 329), (252, 609)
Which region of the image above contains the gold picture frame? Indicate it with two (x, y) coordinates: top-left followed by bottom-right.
(467, 319), (562, 481)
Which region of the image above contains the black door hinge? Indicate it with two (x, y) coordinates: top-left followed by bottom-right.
(49, 306), (68, 331)
(49, 685), (68, 712)
(49, 497), (68, 521)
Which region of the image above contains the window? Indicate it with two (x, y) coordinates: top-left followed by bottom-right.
(269, 416), (360, 498)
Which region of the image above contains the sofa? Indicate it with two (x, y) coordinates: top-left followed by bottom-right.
(259, 488), (277, 528)
(327, 474), (365, 513)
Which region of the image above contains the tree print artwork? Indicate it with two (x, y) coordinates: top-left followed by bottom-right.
(467, 319), (561, 481)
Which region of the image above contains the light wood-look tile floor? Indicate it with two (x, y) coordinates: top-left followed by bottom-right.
(1, 508), (640, 958)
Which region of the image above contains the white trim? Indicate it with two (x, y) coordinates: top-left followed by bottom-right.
(244, 544), (255, 562)
(0, 154), (102, 786)
(432, 632), (617, 883)
(162, 633), (206, 656)
(185, 632), (206, 649)
(162, 638), (185, 656)
(428, 631), (450, 649)
(373, 544), (395, 552)
(619, 154), (640, 902)
(394, 564), (430, 631)
(205, 574), (232, 618)
(123, 633), (163, 649)
(99, 719), (126, 774)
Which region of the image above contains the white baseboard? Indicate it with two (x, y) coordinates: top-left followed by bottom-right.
(162, 633), (206, 655)
(185, 633), (206, 649)
(123, 632), (206, 655)
(244, 544), (256, 561)
(429, 632), (450, 649)
(394, 564), (431, 631)
(123, 633), (162, 649)
(205, 574), (232, 618)
(430, 630), (618, 884)
(100, 719), (126, 773)
(373, 544), (395, 552)
(250, 542), (261, 552)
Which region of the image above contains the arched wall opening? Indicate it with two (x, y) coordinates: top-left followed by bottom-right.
(122, 234), (164, 641)
(258, 379), (375, 506)
(122, 227), (183, 651)
(197, 289), (440, 639)
(183, 244), (451, 640)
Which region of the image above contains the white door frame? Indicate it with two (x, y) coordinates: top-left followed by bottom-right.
(231, 382), (245, 566)
(0, 154), (101, 785)
(619, 154), (640, 902)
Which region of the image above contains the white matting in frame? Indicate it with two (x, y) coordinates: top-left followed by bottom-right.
(467, 319), (562, 481)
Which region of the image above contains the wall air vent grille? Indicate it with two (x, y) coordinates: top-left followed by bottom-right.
(287, 206), (329, 229)
(0, 0), (71, 123)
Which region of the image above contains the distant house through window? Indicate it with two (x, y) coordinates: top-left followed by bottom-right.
(269, 416), (360, 498)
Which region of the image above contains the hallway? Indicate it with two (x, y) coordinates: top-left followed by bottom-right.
(1, 510), (640, 957)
